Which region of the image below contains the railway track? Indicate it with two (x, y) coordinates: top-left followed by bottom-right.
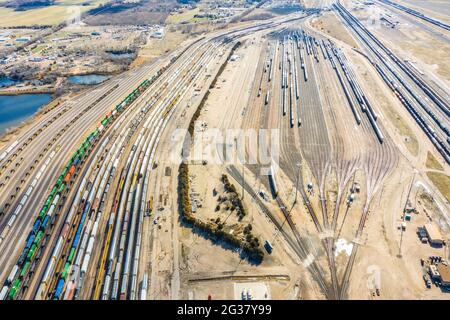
(0, 13), (311, 300)
(334, 2), (450, 164)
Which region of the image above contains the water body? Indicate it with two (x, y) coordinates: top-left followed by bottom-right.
(0, 76), (17, 88)
(0, 94), (52, 135)
(108, 52), (134, 60)
(68, 74), (109, 85)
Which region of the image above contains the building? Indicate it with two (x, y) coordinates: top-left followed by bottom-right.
(429, 264), (440, 280)
(436, 263), (450, 287)
(424, 223), (444, 246)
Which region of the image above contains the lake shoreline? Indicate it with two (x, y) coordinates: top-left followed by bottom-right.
(0, 93), (55, 142)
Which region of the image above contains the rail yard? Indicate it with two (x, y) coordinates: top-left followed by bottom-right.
(0, 0), (449, 301)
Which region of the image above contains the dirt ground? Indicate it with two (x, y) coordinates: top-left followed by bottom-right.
(309, 11), (358, 48)
(177, 34), (325, 300)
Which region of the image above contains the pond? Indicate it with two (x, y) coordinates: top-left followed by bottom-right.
(68, 74), (109, 85)
(0, 93), (52, 135)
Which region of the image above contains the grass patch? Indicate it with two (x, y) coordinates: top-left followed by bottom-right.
(165, 7), (200, 24)
(0, 0), (109, 27)
(425, 151), (443, 171)
(426, 171), (450, 202)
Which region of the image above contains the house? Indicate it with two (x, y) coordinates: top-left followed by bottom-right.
(436, 263), (450, 287)
(424, 223), (444, 246)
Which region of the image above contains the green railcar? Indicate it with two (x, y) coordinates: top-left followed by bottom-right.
(20, 261), (30, 278)
(61, 166), (69, 177)
(45, 195), (53, 208)
(27, 244), (37, 261)
(61, 262), (70, 279)
(56, 175), (64, 187)
(58, 183), (65, 195)
(34, 230), (44, 245)
(38, 205), (48, 219)
(68, 247), (76, 263)
(49, 186), (57, 199)
(8, 279), (21, 300)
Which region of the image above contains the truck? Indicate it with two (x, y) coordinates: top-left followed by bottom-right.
(264, 240), (273, 254)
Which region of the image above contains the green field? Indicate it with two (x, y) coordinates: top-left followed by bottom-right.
(165, 7), (200, 24)
(427, 171), (450, 202)
(0, 0), (109, 27)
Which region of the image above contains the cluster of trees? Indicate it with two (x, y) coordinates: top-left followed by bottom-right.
(177, 39), (263, 263)
(188, 90), (209, 136)
(220, 174), (247, 220)
(4, 0), (55, 10)
(178, 164), (263, 263)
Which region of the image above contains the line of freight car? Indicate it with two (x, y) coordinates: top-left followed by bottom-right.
(0, 140), (19, 164)
(35, 173), (91, 299)
(335, 2), (450, 117)
(71, 160), (116, 299)
(365, 36), (450, 136)
(127, 115), (160, 300)
(290, 85), (294, 128)
(319, 41), (328, 60)
(331, 45), (367, 112)
(310, 37), (319, 62)
(378, 0), (450, 31)
(0, 149), (56, 245)
(0, 87), (119, 226)
(10, 36), (210, 300)
(112, 67), (192, 300)
(335, 4), (450, 157)
(328, 53), (362, 125)
(13, 134), (98, 298)
(1, 74), (157, 300)
(57, 75), (156, 300)
(115, 138), (147, 300)
(109, 129), (147, 300)
(374, 56), (450, 160)
(73, 118), (146, 302)
(394, 86), (450, 163)
(103, 42), (217, 300)
(52, 191), (92, 300)
(395, 73), (449, 136)
(379, 63), (450, 159)
(330, 43), (383, 139)
(94, 169), (125, 300)
(0, 82), (118, 172)
(52, 132), (119, 300)
(268, 164), (279, 198)
(292, 39), (300, 100)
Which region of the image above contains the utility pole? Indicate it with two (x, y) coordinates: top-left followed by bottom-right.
(399, 172), (416, 258)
